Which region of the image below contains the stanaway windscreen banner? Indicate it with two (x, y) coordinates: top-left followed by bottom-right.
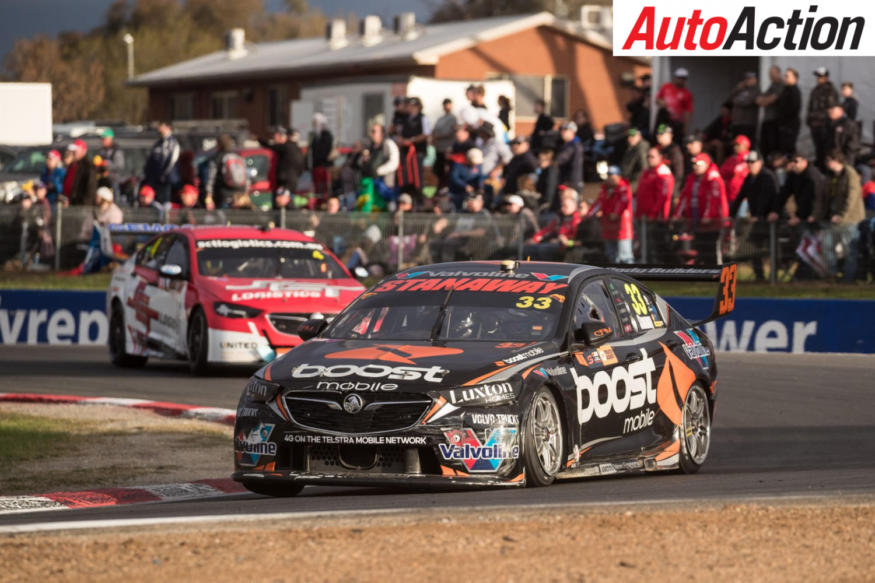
(613, 1), (875, 56)
(0, 290), (873, 353)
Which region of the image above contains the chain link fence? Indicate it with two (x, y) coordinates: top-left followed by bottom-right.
(0, 203), (865, 282)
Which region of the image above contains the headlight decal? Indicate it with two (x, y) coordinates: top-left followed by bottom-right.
(245, 377), (281, 402)
(214, 302), (262, 318)
(421, 396), (458, 424)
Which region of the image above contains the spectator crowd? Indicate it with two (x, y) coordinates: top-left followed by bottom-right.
(8, 71), (875, 283)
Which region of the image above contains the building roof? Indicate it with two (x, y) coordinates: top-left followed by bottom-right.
(130, 12), (628, 87)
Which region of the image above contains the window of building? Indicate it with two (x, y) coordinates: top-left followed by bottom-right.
(267, 86), (288, 128)
(362, 92), (385, 136)
(211, 91), (238, 119)
(169, 93), (194, 121)
(548, 77), (568, 119)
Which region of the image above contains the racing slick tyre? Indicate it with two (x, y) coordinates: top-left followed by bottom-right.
(241, 481), (304, 497)
(187, 308), (210, 375)
(109, 303), (147, 368)
(522, 386), (564, 487)
(678, 384), (712, 474)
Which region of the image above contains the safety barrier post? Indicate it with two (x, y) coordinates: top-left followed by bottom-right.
(769, 221), (778, 284)
(54, 203), (63, 271)
(397, 209), (404, 271)
(280, 206), (286, 229)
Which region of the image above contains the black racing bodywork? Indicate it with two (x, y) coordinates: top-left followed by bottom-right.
(232, 261), (734, 489)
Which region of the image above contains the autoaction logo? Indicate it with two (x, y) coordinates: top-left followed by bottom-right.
(614, 1), (874, 56)
(439, 428), (519, 472)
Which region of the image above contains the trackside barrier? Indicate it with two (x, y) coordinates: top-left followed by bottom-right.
(0, 290), (872, 353)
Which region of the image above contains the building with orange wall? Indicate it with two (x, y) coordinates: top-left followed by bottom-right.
(130, 11), (649, 141)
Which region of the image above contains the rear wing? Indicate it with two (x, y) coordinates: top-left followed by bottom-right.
(603, 264), (737, 327)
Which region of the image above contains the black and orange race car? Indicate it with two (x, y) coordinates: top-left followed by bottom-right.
(232, 260), (737, 496)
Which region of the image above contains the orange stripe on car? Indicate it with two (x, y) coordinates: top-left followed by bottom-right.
(655, 440), (680, 461)
(463, 365), (513, 386)
(274, 393), (290, 421)
(421, 396), (447, 424)
(656, 342), (697, 427)
(263, 363), (274, 381)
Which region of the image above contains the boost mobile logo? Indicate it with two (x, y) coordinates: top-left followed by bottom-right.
(292, 363), (447, 383)
(615, 1), (871, 56)
(572, 349), (656, 424)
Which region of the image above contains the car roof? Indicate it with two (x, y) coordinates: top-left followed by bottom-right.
(394, 261), (601, 280)
(176, 226), (318, 243)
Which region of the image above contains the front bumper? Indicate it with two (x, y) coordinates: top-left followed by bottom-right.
(232, 392), (525, 488)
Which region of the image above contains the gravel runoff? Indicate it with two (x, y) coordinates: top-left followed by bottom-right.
(2, 499), (873, 582)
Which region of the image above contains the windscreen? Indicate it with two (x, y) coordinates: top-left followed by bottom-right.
(326, 278), (567, 342)
(195, 239), (346, 279)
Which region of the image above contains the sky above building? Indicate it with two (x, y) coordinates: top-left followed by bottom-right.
(0, 0), (432, 67)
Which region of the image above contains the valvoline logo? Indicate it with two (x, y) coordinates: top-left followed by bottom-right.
(675, 329), (711, 367)
(439, 428), (519, 472)
(531, 273), (568, 281)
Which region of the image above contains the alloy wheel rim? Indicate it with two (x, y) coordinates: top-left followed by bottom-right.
(531, 393), (562, 475)
(683, 386), (711, 465)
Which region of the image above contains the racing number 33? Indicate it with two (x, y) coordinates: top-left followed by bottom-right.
(719, 264), (737, 315)
(516, 296), (552, 309)
(623, 283), (648, 317)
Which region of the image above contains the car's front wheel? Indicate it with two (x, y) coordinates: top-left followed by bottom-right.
(109, 303), (147, 368)
(187, 308), (209, 375)
(522, 386), (564, 487)
(241, 481), (304, 497)
(678, 384), (711, 474)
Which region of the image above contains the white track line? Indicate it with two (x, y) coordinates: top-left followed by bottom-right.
(3, 492), (872, 534)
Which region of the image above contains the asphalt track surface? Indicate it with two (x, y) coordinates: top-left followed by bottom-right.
(1, 346), (873, 528)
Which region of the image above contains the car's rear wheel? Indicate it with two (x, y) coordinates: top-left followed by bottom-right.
(241, 481), (304, 497)
(678, 384), (711, 474)
(187, 308), (209, 375)
(522, 387), (564, 487)
(109, 303), (147, 368)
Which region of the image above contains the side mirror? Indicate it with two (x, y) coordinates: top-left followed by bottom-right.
(353, 266), (369, 279)
(159, 264), (185, 279)
(573, 322), (614, 346)
(297, 317), (328, 341)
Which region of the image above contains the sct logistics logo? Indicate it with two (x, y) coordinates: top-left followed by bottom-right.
(614, 0), (874, 56)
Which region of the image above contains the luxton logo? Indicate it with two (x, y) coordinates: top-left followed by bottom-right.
(614, 1), (874, 56)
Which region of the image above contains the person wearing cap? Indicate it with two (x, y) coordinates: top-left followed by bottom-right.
(173, 183), (201, 225)
(67, 139), (97, 206)
(729, 72), (759, 147)
(720, 135), (751, 203)
(731, 151), (780, 280)
(143, 121), (180, 205)
(95, 186), (124, 226)
(448, 147), (484, 211)
(503, 137), (538, 197)
(756, 66), (784, 158)
(655, 124), (684, 181)
(656, 68), (693, 143)
(636, 147), (674, 221)
(593, 166), (634, 263)
(137, 184), (165, 223)
(674, 154), (728, 237)
(819, 150), (865, 281)
(826, 104), (861, 174)
(258, 126), (305, 207)
(556, 120), (584, 198)
(530, 99), (555, 153)
(526, 189), (582, 261)
(621, 128), (649, 185)
(807, 68), (839, 168)
(98, 128), (125, 197)
(431, 98), (458, 189)
(40, 149), (66, 206)
(776, 69), (802, 155)
(488, 194), (539, 259)
(683, 134), (705, 180)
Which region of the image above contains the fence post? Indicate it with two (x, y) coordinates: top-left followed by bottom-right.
(639, 218), (648, 264)
(280, 206), (286, 229)
(769, 220), (778, 284)
(397, 209), (404, 271)
(54, 203), (63, 271)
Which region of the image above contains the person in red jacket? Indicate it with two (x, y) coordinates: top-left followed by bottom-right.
(525, 188), (582, 260)
(674, 153), (729, 226)
(635, 147), (674, 220)
(595, 166), (634, 263)
(720, 134), (750, 204)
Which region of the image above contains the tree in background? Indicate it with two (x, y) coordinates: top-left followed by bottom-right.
(3, 0), (326, 123)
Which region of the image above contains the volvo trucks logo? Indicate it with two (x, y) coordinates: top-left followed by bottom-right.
(343, 393), (364, 414)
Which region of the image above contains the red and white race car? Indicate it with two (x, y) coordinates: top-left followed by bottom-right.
(106, 226), (365, 373)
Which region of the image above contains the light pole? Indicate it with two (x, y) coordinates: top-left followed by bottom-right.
(122, 33), (134, 80)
